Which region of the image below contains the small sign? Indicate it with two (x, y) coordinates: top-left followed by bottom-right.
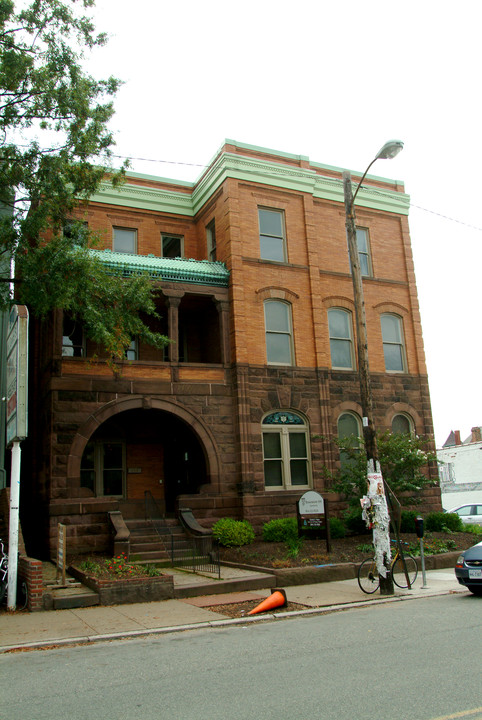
(297, 491), (331, 551)
(6, 305), (29, 446)
(57, 523), (67, 585)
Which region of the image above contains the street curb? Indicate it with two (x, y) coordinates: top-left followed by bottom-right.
(0, 584), (462, 655)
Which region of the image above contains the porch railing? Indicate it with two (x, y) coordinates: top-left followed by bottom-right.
(144, 491), (172, 540)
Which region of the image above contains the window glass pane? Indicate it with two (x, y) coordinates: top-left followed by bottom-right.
(103, 442), (123, 469)
(264, 460), (283, 486)
(383, 344), (404, 372)
(290, 459), (308, 485)
(113, 228), (136, 253)
(392, 414), (411, 434)
(162, 235), (182, 258)
(266, 333), (292, 364)
(259, 209), (283, 236)
(381, 315), (401, 343)
(289, 432), (307, 458)
(260, 235), (285, 262)
(330, 339), (352, 369)
(329, 309), (350, 338)
(62, 317), (84, 357)
(359, 254), (370, 276)
(265, 302), (289, 332)
(338, 413), (360, 439)
(457, 506), (472, 516)
(356, 228), (368, 252)
(103, 470), (123, 496)
(80, 442), (95, 491)
(263, 433), (281, 459)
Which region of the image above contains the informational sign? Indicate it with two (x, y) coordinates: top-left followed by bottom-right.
(297, 490), (331, 551)
(57, 523), (67, 585)
(6, 305), (28, 447)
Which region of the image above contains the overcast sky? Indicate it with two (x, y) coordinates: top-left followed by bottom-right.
(85, 0), (482, 448)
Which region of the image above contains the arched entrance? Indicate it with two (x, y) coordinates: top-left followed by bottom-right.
(76, 407), (209, 515)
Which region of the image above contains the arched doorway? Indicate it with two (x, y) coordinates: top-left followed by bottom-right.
(78, 408), (207, 515)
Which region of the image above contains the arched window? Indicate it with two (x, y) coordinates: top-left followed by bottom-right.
(328, 308), (355, 369)
(391, 413), (413, 435)
(262, 411), (311, 489)
(381, 314), (406, 372)
(264, 300), (294, 365)
(337, 412), (362, 469)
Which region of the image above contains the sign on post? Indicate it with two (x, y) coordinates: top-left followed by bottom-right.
(6, 305), (28, 447)
(297, 491), (331, 552)
(57, 524), (67, 586)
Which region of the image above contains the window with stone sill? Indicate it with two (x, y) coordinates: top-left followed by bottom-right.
(262, 411), (311, 490)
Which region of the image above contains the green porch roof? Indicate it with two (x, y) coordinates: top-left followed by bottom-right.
(90, 249), (230, 287)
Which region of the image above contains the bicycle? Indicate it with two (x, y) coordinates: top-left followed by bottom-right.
(357, 541), (418, 594)
(0, 539), (28, 609)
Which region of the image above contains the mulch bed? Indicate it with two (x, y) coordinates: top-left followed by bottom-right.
(204, 600), (310, 618)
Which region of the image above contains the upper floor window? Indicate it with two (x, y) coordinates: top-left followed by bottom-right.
(62, 315), (85, 357)
(113, 227), (137, 254)
(391, 413), (413, 435)
(258, 208), (286, 262)
(356, 227), (372, 277)
(125, 338), (138, 361)
(162, 234), (183, 258)
(63, 219), (89, 247)
(328, 308), (355, 369)
(206, 220), (216, 262)
(264, 300), (294, 365)
(381, 314), (406, 372)
(262, 411), (311, 490)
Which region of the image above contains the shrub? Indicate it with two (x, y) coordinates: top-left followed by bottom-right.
(425, 511), (463, 533)
(465, 524), (482, 536)
(212, 518), (255, 547)
(400, 510), (419, 534)
(344, 507), (368, 535)
(262, 517), (298, 543)
(329, 517), (346, 539)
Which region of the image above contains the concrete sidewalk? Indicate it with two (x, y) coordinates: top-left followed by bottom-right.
(0, 568), (466, 653)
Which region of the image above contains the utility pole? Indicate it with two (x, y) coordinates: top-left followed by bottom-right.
(342, 140), (403, 595)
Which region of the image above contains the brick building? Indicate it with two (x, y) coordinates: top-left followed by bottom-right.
(21, 139), (440, 557)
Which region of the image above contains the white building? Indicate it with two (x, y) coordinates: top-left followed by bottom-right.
(438, 427), (482, 509)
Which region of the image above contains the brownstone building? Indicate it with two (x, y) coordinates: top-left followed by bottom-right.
(22, 140), (440, 557)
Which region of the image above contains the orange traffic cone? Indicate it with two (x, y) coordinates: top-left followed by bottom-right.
(248, 588), (287, 615)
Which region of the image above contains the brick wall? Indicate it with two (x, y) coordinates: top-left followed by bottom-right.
(18, 555), (43, 612)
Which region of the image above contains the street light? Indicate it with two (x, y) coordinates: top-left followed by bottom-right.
(342, 140), (404, 595)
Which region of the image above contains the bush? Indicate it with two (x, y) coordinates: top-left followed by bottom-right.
(425, 511), (463, 533)
(212, 518), (255, 547)
(262, 517), (298, 543)
(400, 510), (419, 534)
(329, 517), (346, 539)
(344, 508), (368, 535)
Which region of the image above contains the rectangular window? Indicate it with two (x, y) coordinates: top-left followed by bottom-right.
(162, 234), (183, 258)
(328, 308), (354, 369)
(62, 316), (85, 357)
(264, 300), (294, 365)
(113, 227), (137, 254)
(259, 208), (286, 262)
(356, 228), (372, 277)
(63, 220), (89, 247)
(125, 338), (138, 361)
(262, 412), (311, 490)
(381, 314), (406, 372)
(206, 220), (216, 261)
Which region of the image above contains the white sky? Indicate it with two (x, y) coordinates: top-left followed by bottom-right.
(86, 0), (482, 448)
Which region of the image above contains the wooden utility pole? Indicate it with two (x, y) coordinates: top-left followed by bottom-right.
(343, 171), (394, 595)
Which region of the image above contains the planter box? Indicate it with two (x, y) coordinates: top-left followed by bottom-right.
(69, 566), (174, 605)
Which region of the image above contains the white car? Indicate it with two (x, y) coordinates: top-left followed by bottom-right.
(446, 503), (482, 526)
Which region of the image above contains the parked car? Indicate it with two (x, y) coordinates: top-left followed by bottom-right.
(446, 504), (482, 526)
(455, 541), (482, 595)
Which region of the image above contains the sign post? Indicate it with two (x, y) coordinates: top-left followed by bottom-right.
(6, 305), (28, 611)
(57, 524), (67, 586)
(297, 491), (331, 552)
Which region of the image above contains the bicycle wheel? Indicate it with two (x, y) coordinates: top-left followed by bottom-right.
(392, 554), (418, 588)
(358, 558), (380, 594)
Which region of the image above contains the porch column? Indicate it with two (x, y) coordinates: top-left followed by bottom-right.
(215, 298), (231, 365)
(164, 292), (183, 363)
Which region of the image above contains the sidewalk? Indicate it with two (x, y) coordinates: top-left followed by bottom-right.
(0, 568), (466, 653)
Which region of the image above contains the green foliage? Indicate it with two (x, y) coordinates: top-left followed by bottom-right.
(425, 512), (463, 533)
(262, 517), (298, 543)
(0, 0), (167, 363)
(325, 431), (437, 507)
(343, 507), (367, 535)
(78, 553), (162, 578)
(408, 538), (457, 556)
(284, 535), (304, 559)
(329, 517), (346, 539)
(356, 543), (373, 554)
(212, 518), (255, 547)
(464, 524), (482, 536)
(400, 510), (419, 534)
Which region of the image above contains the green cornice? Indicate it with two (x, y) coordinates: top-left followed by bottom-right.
(90, 249), (230, 287)
(88, 144), (410, 217)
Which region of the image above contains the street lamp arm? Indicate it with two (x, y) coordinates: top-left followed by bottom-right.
(349, 139), (404, 213)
